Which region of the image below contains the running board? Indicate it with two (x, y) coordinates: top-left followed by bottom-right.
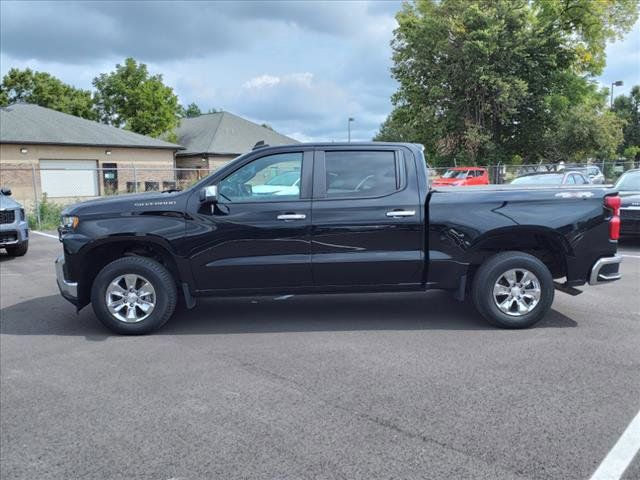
(553, 282), (583, 296)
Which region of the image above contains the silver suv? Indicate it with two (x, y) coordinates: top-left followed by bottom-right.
(0, 187), (29, 256)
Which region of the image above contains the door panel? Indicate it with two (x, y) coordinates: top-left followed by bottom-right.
(311, 149), (423, 286)
(186, 150), (313, 292)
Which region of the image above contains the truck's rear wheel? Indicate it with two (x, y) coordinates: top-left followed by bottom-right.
(472, 251), (554, 329)
(91, 256), (177, 334)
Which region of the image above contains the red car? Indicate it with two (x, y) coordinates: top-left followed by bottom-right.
(432, 167), (489, 187)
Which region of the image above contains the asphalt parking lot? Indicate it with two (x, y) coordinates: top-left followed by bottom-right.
(1, 234), (639, 480)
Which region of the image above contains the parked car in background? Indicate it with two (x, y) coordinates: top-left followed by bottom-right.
(0, 187), (29, 256)
(510, 171), (590, 185)
(566, 166), (605, 184)
(614, 169), (640, 197)
(432, 167), (489, 187)
(620, 194), (640, 237)
(251, 170), (300, 197)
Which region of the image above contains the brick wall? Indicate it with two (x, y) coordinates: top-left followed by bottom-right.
(0, 143), (177, 209)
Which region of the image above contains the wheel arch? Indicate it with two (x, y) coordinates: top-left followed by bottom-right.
(76, 235), (187, 307)
(465, 226), (573, 280)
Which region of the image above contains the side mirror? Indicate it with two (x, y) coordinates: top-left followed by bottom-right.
(0, 187), (11, 196)
(200, 185), (218, 204)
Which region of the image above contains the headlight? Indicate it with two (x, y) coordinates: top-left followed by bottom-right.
(61, 215), (79, 229)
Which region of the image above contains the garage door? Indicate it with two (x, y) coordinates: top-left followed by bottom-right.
(40, 160), (99, 197)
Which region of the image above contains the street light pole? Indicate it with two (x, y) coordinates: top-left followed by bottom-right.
(611, 80), (623, 108)
(348, 117), (354, 143)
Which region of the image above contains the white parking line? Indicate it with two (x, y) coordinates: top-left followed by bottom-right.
(31, 231), (58, 239)
(590, 409), (640, 480)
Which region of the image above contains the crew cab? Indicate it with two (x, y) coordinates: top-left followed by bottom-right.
(432, 167), (489, 187)
(56, 142), (622, 334)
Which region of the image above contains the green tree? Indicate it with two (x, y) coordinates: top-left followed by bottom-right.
(183, 102), (202, 118)
(0, 88), (9, 107)
(0, 68), (95, 119)
(378, 0), (638, 165)
(93, 58), (181, 138)
(535, 0), (639, 75)
(613, 85), (640, 156)
(545, 91), (624, 161)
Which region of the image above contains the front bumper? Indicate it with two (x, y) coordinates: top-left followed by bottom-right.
(55, 255), (78, 304)
(0, 220), (28, 247)
(621, 207), (640, 236)
(588, 255), (622, 285)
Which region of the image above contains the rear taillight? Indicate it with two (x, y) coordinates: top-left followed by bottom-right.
(604, 195), (621, 240)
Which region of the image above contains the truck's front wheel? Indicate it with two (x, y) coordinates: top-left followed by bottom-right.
(91, 256), (177, 335)
(472, 251), (554, 329)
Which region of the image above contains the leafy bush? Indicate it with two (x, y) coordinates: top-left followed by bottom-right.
(27, 195), (65, 230)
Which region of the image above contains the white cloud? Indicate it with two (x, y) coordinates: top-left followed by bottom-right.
(243, 73), (314, 90)
(243, 74), (281, 89)
(3, 0), (633, 143)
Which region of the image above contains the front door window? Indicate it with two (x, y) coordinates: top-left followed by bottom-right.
(218, 152), (303, 202)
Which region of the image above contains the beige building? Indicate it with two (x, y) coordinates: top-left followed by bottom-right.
(0, 103), (182, 207)
(175, 111), (297, 181)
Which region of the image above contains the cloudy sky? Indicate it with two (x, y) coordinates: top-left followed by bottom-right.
(0, 1), (638, 142)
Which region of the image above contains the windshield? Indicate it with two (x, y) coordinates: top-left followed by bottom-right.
(511, 174), (564, 185)
(615, 171), (640, 191)
(442, 169), (468, 179)
(266, 171), (300, 186)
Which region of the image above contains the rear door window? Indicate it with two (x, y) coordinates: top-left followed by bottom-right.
(324, 151), (399, 199)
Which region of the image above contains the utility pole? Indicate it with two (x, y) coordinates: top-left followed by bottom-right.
(610, 80), (623, 108)
(347, 117), (354, 142)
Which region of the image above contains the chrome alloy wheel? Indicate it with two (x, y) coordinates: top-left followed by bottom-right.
(105, 274), (156, 323)
(492, 268), (541, 317)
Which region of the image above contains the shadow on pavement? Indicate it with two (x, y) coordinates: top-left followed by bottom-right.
(0, 252), (19, 263)
(1, 291), (577, 338)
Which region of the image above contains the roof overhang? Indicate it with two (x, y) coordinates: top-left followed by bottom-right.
(175, 151), (241, 157)
(0, 140), (184, 150)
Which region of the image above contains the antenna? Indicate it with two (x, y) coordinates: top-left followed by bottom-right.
(252, 141), (269, 150)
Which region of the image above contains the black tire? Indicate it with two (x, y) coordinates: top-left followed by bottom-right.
(471, 251), (554, 329)
(91, 256), (177, 335)
(5, 240), (28, 256)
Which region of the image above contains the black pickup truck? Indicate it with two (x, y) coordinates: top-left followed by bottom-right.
(56, 142), (622, 334)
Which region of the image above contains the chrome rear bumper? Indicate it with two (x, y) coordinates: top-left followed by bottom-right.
(589, 255), (622, 285)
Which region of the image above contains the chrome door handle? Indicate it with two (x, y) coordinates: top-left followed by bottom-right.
(386, 210), (416, 218)
(277, 214), (306, 221)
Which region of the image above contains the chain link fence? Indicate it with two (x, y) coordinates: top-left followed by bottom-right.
(427, 160), (638, 184)
(1, 159), (637, 230)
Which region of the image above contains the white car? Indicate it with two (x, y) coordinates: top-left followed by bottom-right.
(252, 171), (300, 196)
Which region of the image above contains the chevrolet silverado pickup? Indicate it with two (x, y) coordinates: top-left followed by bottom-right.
(56, 142), (622, 334)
